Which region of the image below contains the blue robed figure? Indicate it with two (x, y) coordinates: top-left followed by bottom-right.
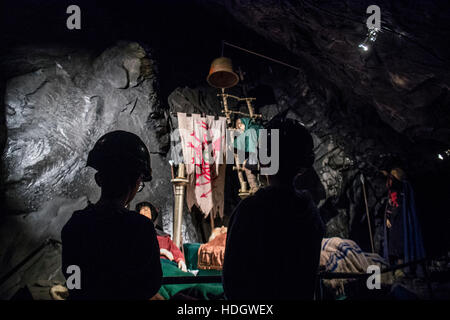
(382, 168), (426, 273)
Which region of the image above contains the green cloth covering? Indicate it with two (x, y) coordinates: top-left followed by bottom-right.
(183, 243), (223, 277)
(197, 269), (222, 277)
(158, 259), (224, 300)
(234, 118), (263, 153)
(183, 243), (201, 270)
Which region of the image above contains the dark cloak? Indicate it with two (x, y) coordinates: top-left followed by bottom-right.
(383, 181), (426, 268)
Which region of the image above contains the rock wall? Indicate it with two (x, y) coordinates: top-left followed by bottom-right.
(0, 41), (198, 299)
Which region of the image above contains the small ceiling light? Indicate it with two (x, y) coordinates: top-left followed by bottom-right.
(358, 27), (380, 52)
(437, 149), (450, 161)
(358, 43), (369, 51)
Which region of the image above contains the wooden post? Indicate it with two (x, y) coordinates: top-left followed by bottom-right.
(221, 88), (231, 125)
(245, 98), (255, 118)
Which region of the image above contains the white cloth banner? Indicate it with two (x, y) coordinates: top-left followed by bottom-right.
(177, 113), (227, 218)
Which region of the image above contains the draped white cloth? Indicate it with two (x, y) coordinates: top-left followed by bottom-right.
(177, 113), (227, 218)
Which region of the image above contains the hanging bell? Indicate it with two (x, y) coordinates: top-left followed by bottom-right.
(206, 57), (239, 89)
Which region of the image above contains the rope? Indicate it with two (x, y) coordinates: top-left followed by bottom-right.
(3, 238), (446, 286)
(163, 255), (448, 285)
(222, 41), (302, 71)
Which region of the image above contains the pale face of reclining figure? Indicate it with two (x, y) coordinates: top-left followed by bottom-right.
(138, 205), (187, 272)
(139, 206), (153, 220)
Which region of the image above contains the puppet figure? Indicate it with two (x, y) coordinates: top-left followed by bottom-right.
(234, 118), (263, 193)
(382, 168), (425, 275)
(136, 202), (187, 272)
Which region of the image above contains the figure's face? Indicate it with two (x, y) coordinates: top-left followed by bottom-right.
(139, 206), (152, 220)
(236, 119), (245, 132)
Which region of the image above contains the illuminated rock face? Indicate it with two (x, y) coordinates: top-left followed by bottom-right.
(2, 41), (169, 214)
(0, 42), (199, 299)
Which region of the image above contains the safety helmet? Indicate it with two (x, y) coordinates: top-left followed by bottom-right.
(87, 130), (152, 181)
(266, 117), (315, 171)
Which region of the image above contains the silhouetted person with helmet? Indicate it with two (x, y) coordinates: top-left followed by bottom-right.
(223, 118), (325, 300)
(61, 131), (162, 300)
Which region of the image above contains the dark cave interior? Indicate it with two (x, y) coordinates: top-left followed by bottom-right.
(0, 0), (449, 300)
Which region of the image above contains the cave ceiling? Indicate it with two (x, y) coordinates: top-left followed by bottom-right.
(1, 0), (449, 174)
(200, 0), (450, 147)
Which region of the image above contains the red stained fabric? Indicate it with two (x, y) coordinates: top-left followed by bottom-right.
(157, 235), (185, 263)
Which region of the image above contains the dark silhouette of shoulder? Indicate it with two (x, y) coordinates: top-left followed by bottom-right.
(61, 203), (162, 300)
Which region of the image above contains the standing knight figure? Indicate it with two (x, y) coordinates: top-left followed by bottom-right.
(382, 168), (426, 276)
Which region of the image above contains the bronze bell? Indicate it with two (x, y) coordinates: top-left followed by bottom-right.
(206, 57), (239, 89)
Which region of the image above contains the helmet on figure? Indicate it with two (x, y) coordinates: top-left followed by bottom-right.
(266, 117), (315, 179)
(87, 130), (152, 182)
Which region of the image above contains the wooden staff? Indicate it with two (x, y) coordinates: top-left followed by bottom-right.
(360, 173), (375, 253)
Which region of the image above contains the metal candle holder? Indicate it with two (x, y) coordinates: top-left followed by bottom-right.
(171, 163), (189, 249)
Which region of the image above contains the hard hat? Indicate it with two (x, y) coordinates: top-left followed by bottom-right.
(267, 117), (315, 170)
(87, 130), (152, 181)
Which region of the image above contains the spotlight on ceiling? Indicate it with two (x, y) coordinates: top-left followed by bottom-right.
(358, 43), (369, 51)
(437, 149), (450, 161)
